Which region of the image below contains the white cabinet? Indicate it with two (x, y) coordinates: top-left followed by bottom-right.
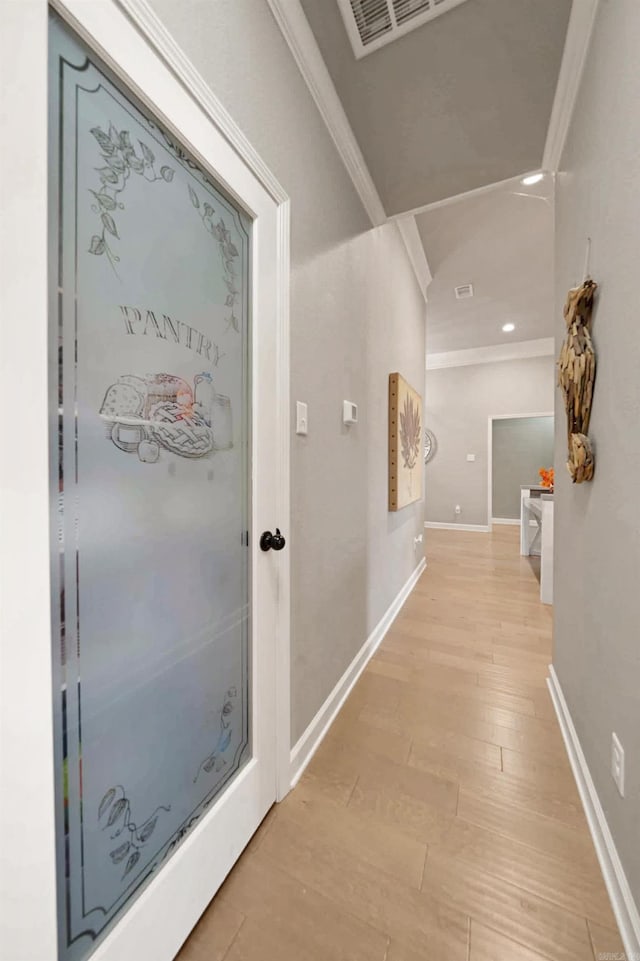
(520, 487), (554, 605)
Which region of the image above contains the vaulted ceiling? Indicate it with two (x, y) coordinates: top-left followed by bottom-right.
(287, 0), (574, 355)
(416, 176), (554, 354)
(300, 0), (572, 215)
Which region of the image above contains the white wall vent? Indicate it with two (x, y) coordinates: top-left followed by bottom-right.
(337, 0), (473, 59)
(454, 283), (474, 299)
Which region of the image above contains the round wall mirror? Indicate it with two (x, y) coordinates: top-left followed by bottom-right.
(424, 428), (437, 464)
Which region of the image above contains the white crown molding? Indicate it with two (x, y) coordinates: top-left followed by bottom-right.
(265, 0), (385, 226)
(265, 0), (431, 301)
(543, 0), (601, 171)
(114, 0), (288, 203)
(389, 171), (534, 221)
(427, 337), (555, 371)
(117, 0), (430, 299)
(396, 217), (433, 298)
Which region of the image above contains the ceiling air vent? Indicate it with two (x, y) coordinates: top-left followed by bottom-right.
(337, 0), (473, 59)
(454, 283), (474, 300)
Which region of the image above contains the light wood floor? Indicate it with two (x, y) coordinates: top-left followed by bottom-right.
(177, 527), (623, 961)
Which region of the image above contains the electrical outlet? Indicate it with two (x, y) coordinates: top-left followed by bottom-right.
(611, 732), (625, 797)
(454, 505), (461, 515)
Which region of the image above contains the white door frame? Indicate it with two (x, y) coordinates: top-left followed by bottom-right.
(0, 2), (290, 959)
(487, 411), (554, 530)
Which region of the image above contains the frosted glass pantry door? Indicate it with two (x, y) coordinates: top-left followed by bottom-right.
(48, 14), (273, 961)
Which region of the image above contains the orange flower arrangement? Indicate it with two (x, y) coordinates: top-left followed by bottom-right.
(539, 467), (554, 490)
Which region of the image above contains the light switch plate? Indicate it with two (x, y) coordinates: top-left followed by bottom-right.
(296, 401), (308, 435)
(467, 453), (476, 462)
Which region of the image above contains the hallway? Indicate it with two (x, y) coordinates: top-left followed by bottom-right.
(5, 2), (640, 958)
(177, 528), (622, 961)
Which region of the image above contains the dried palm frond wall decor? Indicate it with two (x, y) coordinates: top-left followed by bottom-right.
(557, 278), (598, 483)
(389, 372), (423, 511)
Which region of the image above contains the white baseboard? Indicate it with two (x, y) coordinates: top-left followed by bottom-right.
(492, 517), (520, 526)
(547, 666), (640, 957)
(424, 521), (490, 533)
(289, 557), (426, 789)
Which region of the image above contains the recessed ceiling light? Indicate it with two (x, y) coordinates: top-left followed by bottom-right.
(521, 172), (544, 186)
(502, 323), (515, 332)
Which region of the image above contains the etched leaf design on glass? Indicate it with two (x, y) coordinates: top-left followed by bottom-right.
(88, 121), (174, 274)
(90, 190), (116, 211)
(399, 394), (421, 471)
(101, 213), (119, 238)
(89, 235), (105, 256)
(138, 815), (158, 843)
(97, 166), (119, 185)
(190, 197), (242, 332)
(123, 850), (141, 879)
(139, 141), (155, 165)
(97, 783), (170, 884)
(106, 798), (127, 828)
(109, 841), (131, 864)
(90, 127), (115, 155)
(98, 787), (116, 820)
(193, 688), (238, 782)
(106, 154), (126, 174)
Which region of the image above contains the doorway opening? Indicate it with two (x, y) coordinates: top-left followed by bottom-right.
(488, 412), (554, 527)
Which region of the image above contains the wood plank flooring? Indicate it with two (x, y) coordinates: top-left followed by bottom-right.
(177, 527), (624, 961)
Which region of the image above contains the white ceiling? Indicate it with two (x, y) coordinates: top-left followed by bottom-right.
(417, 176), (555, 354)
(300, 0), (572, 215)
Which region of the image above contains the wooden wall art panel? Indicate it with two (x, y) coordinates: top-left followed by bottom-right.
(389, 372), (423, 511)
(558, 278), (597, 483)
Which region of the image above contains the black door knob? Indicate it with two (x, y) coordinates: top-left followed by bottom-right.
(260, 528), (286, 552)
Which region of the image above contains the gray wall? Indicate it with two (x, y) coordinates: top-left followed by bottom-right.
(425, 356), (554, 527)
(492, 416), (554, 519)
(148, 0), (426, 745)
(554, 0), (640, 905)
